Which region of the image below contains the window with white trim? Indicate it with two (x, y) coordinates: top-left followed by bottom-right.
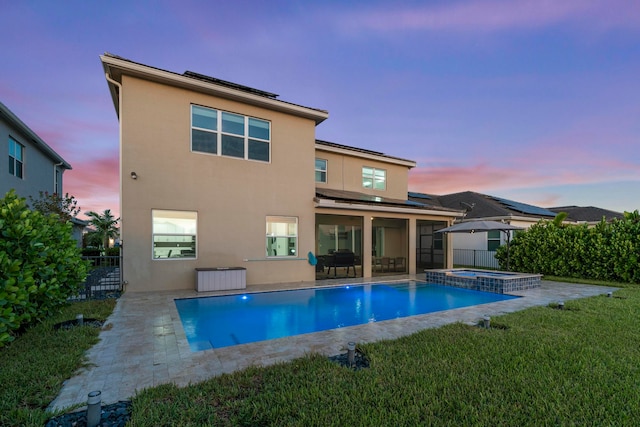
(266, 216), (297, 257)
(8, 137), (24, 178)
(362, 166), (386, 190)
(191, 105), (270, 162)
(315, 158), (327, 183)
(487, 230), (501, 251)
(152, 210), (197, 259)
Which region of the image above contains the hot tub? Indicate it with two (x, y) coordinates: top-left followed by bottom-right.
(425, 268), (541, 294)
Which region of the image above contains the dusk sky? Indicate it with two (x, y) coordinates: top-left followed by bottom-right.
(2, 0), (639, 218)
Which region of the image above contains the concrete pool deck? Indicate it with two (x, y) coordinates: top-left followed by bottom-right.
(49, 275), (616, 410)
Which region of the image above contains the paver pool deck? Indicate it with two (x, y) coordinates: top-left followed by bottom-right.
(49, 275), (616, 410)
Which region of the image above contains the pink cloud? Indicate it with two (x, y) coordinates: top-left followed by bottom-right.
(64, 155), (119, 219)
(344, 0), (640, 33)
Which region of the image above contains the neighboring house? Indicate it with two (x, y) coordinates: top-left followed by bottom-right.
(100, 53), (461, 292)
(0, 101), (72, 202)
(0, 101), (85, 246)
(410, 191), (558, 268)
(549, 206), (624, 225)
(71, 217), (89, 248)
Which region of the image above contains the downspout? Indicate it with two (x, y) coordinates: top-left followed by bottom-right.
(53, 161), (64, 193)
(104, 72), (125, 289)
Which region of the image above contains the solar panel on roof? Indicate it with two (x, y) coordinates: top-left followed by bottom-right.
(405, 200), (427, 207)
(491, 196), (556, 217)
(408, 192), (432, 200)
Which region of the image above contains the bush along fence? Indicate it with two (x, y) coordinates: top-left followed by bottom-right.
(495, 211), (640, 283)
(1, 190), (88, 347)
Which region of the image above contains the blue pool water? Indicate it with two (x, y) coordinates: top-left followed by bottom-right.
(175, 282), (519, 351)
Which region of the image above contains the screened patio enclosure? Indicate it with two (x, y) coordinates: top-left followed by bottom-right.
(416, 220), (448, 270)
(371, 217), (409, 276)
(315, 214), (363, 279)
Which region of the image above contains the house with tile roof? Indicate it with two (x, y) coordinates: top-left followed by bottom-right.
(549, 206), (623, 225)
(409, 191), (560, 268)
(100, 53), (462, 292)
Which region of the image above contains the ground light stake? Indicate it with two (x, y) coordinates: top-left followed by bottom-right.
(483, 316), (491, 329)
(558, 301), (565, 310)
(87, 390), (101, 427)
(347, 342), (356, 366)
(76, 314), (84, 326)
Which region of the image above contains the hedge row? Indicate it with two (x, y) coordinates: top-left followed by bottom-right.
(496, 212), (640, 283)
(0, 191), (88, 347)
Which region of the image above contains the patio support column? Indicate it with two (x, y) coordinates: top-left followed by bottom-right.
(362, 215), (373, 278)
(408, 217), (417, 275)
(445, 223), (454, 269)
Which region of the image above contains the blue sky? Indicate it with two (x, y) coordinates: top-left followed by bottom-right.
(1, 0), (638, 217)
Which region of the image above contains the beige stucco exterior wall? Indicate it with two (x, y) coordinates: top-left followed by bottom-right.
(315, 149), (410, 200)
(120, 75), (318, 291)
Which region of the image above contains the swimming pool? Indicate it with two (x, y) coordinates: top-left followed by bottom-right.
(175, 281), (519, 351)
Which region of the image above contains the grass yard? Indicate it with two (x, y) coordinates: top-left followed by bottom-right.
(0, 299), (116, 427)
(3, 281), (639, 426)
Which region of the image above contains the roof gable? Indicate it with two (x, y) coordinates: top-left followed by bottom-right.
(0, 101), (71, 169)
(101, 53), (328, 125)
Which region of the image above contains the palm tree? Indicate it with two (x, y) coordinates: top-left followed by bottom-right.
(85, 209), (120, 250)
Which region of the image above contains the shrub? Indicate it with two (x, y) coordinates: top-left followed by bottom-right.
(0, 190), (88, 347)
(496, 211), (640, 283)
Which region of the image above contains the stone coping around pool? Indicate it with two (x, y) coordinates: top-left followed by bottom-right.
(425, 268), (542, 294)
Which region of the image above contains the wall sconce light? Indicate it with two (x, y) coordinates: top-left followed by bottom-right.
(130, 171), (138, 180)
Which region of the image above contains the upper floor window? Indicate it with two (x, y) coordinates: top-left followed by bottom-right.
(8, 137), (24, 178)
(191, 105), (270, 162)
(362, 167), (386, 190)
(266, 216), (297, 257)
(315, 158), (327, 183)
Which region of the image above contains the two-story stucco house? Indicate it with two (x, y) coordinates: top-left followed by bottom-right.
(100, 53), (461, 292)
(1, 101), (72, 201)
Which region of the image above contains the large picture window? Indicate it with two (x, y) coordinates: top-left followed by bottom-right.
(152, 210), (197, 259)
(266, 216), (297, 257)
(315, 158), (327, 183)
(191, 105), (270, 162)
(362, 166), (386, 190)
(8, 137), (24, 178)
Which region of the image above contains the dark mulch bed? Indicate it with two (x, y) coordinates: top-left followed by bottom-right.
(45, 401), (131, 427)
(53, 318), (104, 330)
(328, 349), (370, 371)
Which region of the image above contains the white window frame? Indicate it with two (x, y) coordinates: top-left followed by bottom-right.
(487, 230), (501, 251)
(152, 210), (197, 260)
(8, 137), (24, 179)
(266, 216), (298, 257)
(315, 158), (327, 183)
(362, 166), (386, 190)
(191, 104), (271, 163)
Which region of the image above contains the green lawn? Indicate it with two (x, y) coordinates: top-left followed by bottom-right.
(0, 299), (116, 427)
(4, 281), (640, 426)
